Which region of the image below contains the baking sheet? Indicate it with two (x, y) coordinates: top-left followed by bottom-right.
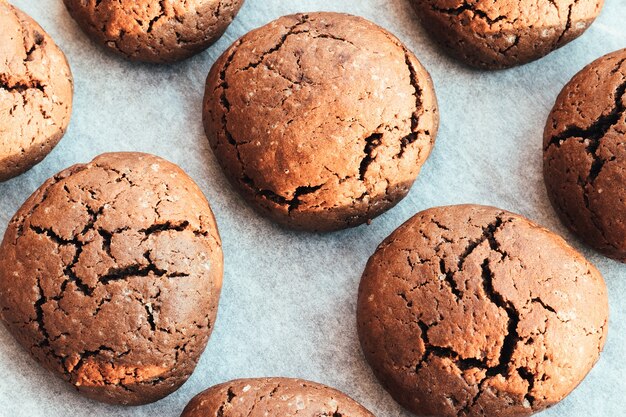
(1, 0), (625, 415)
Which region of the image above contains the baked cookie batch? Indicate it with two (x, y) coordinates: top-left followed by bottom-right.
(0, 0), (621, 416)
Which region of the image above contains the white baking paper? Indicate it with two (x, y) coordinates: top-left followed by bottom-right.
(0, 0), (625, 415)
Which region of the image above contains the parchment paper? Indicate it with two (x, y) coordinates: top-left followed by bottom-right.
(1, 0), (625, 416)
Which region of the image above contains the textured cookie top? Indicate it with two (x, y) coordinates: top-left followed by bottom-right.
(0, 1), (73, 181)
(0, 153), (223, 405)
(411, 0), (604, 68)
(181, 378), (374, 416)
(544, 49), (626, 260)
(357, 205), (608, 417)
(63, 0), (244, 63)
(204, 12), (438, 231)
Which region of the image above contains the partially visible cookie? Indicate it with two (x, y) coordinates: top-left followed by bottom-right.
(0, 1), (73, 181)
(0, 152), (223, 405)
(544, 49), (626, 261)
(181, 378), (374, 416)
(204, 12), (439, 232)
(357, 205), (608, 417)
(410, 0), (604, 69)
(63, 0), (244, 63)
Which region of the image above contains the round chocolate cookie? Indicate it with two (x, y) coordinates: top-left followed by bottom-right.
(0, 152), (223, 405)
(203, 12), (439, 232)
(544, 49), (626, 261)
(357, 205), (608, 417)
(410, 0), (604, 69)
(0, 2), (73, 182)
(181, 378), (374, 416)
(63, 0), (244, 63)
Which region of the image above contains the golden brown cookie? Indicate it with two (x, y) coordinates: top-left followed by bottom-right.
(357, 205), (608, 417)
(203, 12), (439, 232)
(410, 0), (604, 69)
(63, 0), (244, 63)
(0, 1), (73, 181)
(544, 48), (626, 261)
(0, 152), (223, 405)
(181, 378), (374, 416)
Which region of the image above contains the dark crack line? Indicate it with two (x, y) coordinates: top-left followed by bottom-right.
(432, 3), (508, 25)
(140, 220), (190, 236)
(401, 50), (426, 153)
(30, 225), (74, 246)
(547, 0), (559, 9)
(239, 15), (310, 72)
(24, 28), (44, 59)
(457, 216), (505, 271)
(518, 366), (536, 406)
(217, 387), (236, 417)
(481, 260), (520, 379)
(501, 35), (520, 54)
(99, 260), (189, 286)
(62, 243), (92, 295)
(415, 321), (489, 374)
(611, 57), (626, 75)
(459, 379), (486, 416)
(238, 18), (359, 73)
(359, 133), (383, 180)
(70, 345), (116, 374)
(147, 0), (166, 33)
(145, 304), (156, 331)
(29, 225), (93, 296)
(241, 176), (324, 212)
(0, 78), (44, 94)
(34, 278), (51, 346)
(361, 32), (429, 161)
(556, 3), (574, 46)
(440, 258), (462, 299)
(309, 32), (357, 47)
(531, 297), (557, 314)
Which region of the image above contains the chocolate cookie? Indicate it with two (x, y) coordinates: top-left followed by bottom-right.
(0, 1), (73, 182)
(410, 0), (604, 69)
(0, 152), (223, 405)
(63, 0), (244, 63)
(203, 12), (439, 232)
(181, 378), (374, 416)
(357, 205), (608, 417)
(544, 49), (626, 261)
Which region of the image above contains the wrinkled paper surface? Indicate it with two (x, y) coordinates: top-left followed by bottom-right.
(1, 0), (625, 415)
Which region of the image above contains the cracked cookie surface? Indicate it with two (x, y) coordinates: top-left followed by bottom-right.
(0, 152), (223, 405)
(63, 0), (244, 63)
(203, 12), (439, 232)
(544, 48), (626, 261)
(0, 1), (73, 181)
(357, 204), (608, 417)
(180, 378), (374, 416)
(410, 0), (603, 69)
